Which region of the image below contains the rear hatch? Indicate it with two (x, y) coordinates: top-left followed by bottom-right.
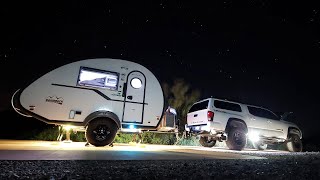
(187, 99), (210, 126)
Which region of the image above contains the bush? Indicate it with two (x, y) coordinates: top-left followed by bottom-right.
(32, 127), (212, 146)
(70, 131), (86, 142)
(113, 132), (176, 145)
(115, 132), (175, 145)
(175, 135), (200, 146)
(141, 132), (176, 145)
(114, 133), (135, 143)
(33, 126), (59, 141)
(33, 125), (86, 142)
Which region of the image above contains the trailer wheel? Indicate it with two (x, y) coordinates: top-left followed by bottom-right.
(199, 136), (216, 147)
(85, 118), (118, 147)
(226, 128), (247, 151)
(286, 134), (302, 152)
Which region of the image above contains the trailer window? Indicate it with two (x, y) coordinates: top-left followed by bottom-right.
(131, 78), (142, 89)
(77, 67), (119, 90)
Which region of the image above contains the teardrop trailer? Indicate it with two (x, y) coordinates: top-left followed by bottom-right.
(11, 58), (176, 146)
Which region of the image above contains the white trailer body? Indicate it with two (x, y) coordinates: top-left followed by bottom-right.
(12, 58), (165, 146)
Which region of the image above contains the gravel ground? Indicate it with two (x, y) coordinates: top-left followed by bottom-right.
(1, 152), (320, 180)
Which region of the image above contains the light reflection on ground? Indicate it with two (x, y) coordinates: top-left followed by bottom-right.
(0, 139), (290, 154)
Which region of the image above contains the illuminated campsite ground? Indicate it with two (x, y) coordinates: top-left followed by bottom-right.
(0, 140), (293, 160)
(1, 140), (320, 179)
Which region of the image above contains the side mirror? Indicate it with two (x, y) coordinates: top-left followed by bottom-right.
(281, 112), (293, 120)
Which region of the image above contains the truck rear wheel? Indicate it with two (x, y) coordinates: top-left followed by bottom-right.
(199, 136), (216, 147)
(85, 118), (118, 147)
(226, 128), (247, 151)
(286, 134), (302, 152)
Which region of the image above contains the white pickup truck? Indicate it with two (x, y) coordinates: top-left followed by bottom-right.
(185, 97), (303, 152)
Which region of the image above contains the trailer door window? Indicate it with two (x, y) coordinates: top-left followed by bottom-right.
(131, 78), (142, 89)
(77, 67), (119, 90)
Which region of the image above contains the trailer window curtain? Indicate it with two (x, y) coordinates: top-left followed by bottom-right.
(77, 66), (119, 90)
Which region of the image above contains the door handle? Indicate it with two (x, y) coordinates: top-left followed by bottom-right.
(194, 114), (198, 117)
(127, 96), (133, 100)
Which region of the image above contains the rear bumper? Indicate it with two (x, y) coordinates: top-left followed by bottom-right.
(187, 124), (208, 132)
(185, 124), (218, 135)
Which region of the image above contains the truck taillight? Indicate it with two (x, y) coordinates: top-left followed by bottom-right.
(207, 111), (214, 121)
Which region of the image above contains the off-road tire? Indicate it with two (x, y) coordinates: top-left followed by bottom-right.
(226, 128), (247, 151)
(85, 118), (118, 147)
(286, 134), (303, 152)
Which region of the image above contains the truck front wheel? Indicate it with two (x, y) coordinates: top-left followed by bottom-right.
(85, 118), (118, 147)
(226, 128), (247, 151)
(286, 134), (302, 152)
(199, 136), (216, 147)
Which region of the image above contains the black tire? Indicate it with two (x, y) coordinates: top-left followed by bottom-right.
(286, 134), (303, 152)
(85, 118), (118, 147)
(252, 142), (268, 150)
(226, 128), (247, 151)
(199, 136), (216, 147)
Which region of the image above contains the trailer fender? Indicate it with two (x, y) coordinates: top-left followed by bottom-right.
(84, 111), (121, 129)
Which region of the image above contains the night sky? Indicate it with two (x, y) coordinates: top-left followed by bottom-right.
(0, 1), (319, 139)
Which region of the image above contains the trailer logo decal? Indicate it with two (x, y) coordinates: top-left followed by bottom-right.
(46, 96), (64, 105)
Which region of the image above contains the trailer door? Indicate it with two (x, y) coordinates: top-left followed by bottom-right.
(123, 71), (146, 123)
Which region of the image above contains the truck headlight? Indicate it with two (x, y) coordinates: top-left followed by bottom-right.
(248, 131), (260, 143)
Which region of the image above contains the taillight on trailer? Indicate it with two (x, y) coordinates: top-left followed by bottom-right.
(207, 111), (214, 121)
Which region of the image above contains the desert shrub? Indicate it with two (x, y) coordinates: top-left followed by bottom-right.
(32, 127), (183, 146)
(114, 133), (135, 143)
(175, 135), (200, 146)
(70, 131), (86, 142)
(141, 132), (176, 145)
(113, 132), (176, 145)
(33, 126), (86, 142)
(33, 126), (59, 141)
